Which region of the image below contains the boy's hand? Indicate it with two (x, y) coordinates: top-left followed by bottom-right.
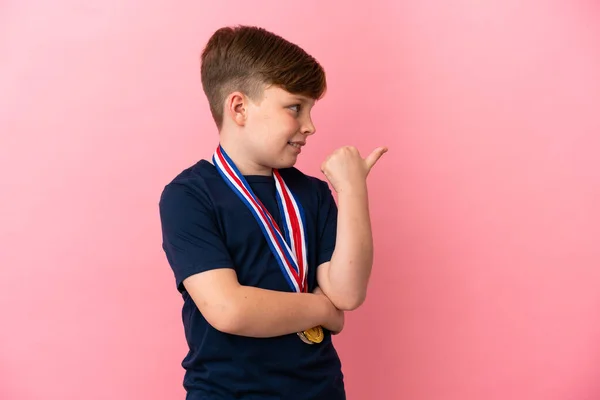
(321, 146), (387, 194)
(314, 286), (344, 335)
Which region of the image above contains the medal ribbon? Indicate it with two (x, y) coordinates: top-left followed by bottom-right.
(212, 145), (308, 293)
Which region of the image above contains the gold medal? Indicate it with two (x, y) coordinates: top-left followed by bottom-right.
(298, 325), (324, 344)
(297, 331), (312, 344)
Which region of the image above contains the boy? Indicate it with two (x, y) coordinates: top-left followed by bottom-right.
(159, 25), (386, 399)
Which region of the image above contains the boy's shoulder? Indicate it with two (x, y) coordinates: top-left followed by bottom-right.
(159, 159), (334, 211)
(165, 159), (217, 186)
(160, 158), (205, 187)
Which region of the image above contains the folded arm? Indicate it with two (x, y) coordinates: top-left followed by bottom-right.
(160, 182), (345, 338)
(184, 268), (343, 337)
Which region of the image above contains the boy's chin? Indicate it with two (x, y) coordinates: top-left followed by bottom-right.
(270, 157), (298, 170)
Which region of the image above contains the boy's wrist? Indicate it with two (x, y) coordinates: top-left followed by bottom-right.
(312, 292), (334, 326)
(336, 179), (367, 195)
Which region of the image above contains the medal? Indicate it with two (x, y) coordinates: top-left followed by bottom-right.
(298, 326), (324, 344)
(213, 145), (324, 344)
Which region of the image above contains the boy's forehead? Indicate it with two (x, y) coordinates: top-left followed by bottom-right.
(268, 87), (314, 104)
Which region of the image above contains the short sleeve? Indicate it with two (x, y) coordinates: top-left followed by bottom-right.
(316, 180), (338, 266)
(159, 183), (234, 292)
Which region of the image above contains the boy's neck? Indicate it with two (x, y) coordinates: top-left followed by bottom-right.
(218, 140), (273, 177)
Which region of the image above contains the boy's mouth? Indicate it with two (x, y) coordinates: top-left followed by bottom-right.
(287, 141), (305, 149)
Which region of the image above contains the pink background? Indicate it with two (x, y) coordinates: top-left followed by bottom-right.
(2, 1), (599, 399)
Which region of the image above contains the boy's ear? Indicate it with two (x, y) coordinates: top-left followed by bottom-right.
(225, 91), (247, 127)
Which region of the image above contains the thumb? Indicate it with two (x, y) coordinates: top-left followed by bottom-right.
(365, 146), (388, 170)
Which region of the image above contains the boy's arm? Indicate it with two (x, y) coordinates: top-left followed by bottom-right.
(183, 268), (344, 337)
(316, 146), (387, 311)
(316, 184), (372, 311)
(159, 183), (343, 338)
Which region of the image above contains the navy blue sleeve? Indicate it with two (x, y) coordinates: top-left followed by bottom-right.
(316, 179), (338, 266)
(159, 183), (234, 292)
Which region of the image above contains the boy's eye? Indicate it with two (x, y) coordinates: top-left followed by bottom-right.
(288, 104), (301, 113)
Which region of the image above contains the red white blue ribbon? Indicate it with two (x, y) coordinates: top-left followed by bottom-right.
(213, 145), (308, 293)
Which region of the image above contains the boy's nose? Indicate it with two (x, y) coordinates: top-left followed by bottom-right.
(302, 118), (316, 136)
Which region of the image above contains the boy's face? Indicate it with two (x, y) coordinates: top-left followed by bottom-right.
(242, 85), (317, 171)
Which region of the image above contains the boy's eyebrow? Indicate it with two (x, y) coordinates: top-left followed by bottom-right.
(291, 95), (315, 105)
